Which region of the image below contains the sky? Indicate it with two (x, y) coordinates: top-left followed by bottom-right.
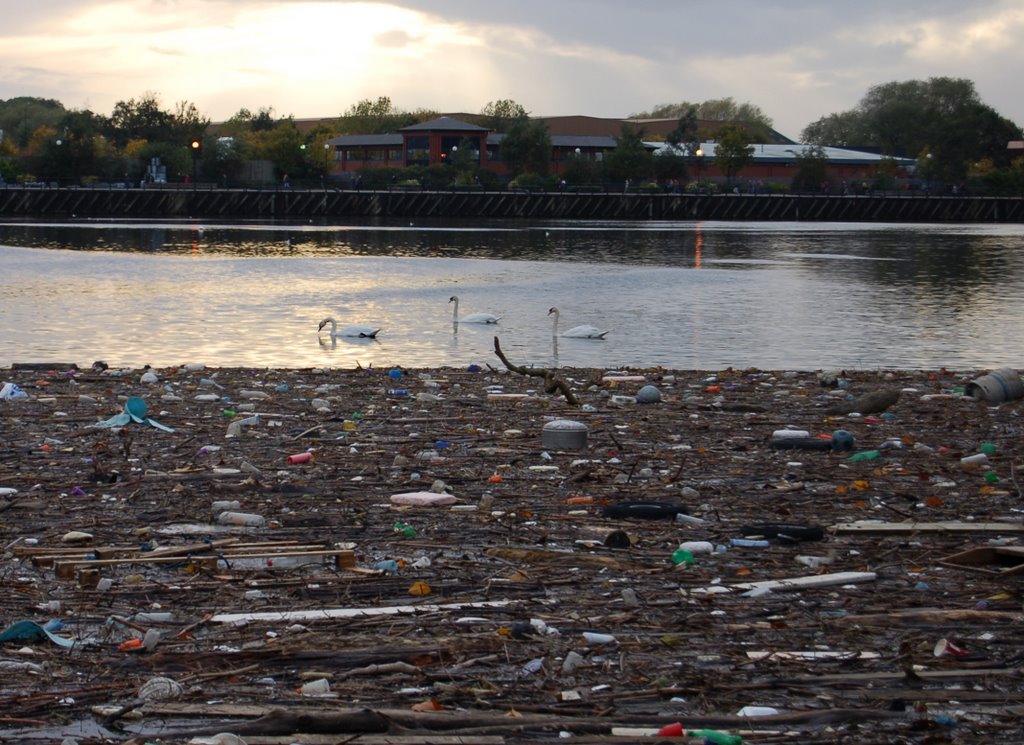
(2, 0), (1023, 140)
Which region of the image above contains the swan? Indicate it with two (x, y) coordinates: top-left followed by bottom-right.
(449, 295), (501, 324)
(548, 307), (608, 339)
(317, 317), (381, 338)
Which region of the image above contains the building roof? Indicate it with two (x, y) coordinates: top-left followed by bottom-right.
(328, 133), (403, 147)
(650, 142), (914, 165)
(400, 116), (489, 133)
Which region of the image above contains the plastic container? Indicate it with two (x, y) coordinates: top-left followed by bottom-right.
(216, 511), (266, 527)
(300, 678), (331, 695)
(965, 368), (1024, 402)
(847, 450), (881, 462)
(541, 419), (589, 449)
(678, 541), (715, 554)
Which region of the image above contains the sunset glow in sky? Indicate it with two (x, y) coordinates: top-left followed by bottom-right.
(3, 0), (1023, 138)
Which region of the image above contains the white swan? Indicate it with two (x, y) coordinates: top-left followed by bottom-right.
(548, 307), (608, 339)
(317, 317), (381, 338)
(449, 295), (501, 324)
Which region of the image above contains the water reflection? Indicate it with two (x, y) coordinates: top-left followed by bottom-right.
(1, 219), (1023, 370)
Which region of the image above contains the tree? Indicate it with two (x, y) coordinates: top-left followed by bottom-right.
(631, 97), (773, 131)
(604, 124), (654, 183)
(801, 77), (1023, 183)
(499, 118), (551, 176)
(791, 145), (829, 191)
(107, 92), (173, 148)
(0, 96), (66, 149)
(339, 96), (414, 134)
(480, 99), (528, 132)
(713, 124), (754, 184)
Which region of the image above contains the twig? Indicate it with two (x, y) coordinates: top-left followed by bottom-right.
(492, 336), (579, 406)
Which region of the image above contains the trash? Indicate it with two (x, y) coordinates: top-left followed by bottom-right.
(635, 385), (661, 403)
(739, 523), (825, 543)
(286, 451), (314, 464)
(0, 619), (76, 648)
(938, 546), (1024, 576)
(138, 676), (184, 701)
(90, 396), (174, 432)
(541, 419), (589, 449)
(602, 501), (688, 520)
(389, 491), (457, 506)
(300, 678), (332, 695)
(0, 382), (29, 399)
(216, 511), (266, 527)
(827, 389), (900, 415)
(965, 368), (1024, 402)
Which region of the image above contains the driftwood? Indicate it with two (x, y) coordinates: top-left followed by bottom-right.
(826, 388), (900, 415)
(493, 336), (580, 406)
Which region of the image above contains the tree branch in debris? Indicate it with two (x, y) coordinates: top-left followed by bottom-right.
(493, 336), (579, 406)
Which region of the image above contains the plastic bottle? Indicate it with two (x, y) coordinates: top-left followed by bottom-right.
(216, 511), (266, 527)
(846, 450), (881, 462)
(769, 436), (832, 451)
(671, 548), (696, 565)
(393, 521), (416, 538)
(688, 729), (743, 745)
(677, 541), (714, 555)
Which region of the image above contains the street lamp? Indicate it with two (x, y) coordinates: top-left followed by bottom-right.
(190, 138), (201, 187)
(694, 147), (704, 187)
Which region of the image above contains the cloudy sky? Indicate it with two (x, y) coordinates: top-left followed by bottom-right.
(3, 0), (1022, 139)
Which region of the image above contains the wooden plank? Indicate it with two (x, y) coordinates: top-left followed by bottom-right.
(54, 549), (355, 578)
(833, 521), (1024, 534)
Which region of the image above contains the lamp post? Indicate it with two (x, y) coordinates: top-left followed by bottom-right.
(190, 138), (201, 190)
(694, 147), (704, 189)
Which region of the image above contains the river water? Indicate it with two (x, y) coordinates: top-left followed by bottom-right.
(1, 218), (1022, 371)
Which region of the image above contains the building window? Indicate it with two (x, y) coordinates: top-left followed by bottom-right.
(344, 149), (364, 161)
(406, 136), (429, 165)
(389, 149), (402, 161)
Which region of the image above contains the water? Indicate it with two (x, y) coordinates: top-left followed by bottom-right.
(1, 218), (1022, 371)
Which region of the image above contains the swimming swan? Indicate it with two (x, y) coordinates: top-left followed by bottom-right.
(317, 317), (381, 338)
(548, 307), (608, 339)
(449, 295), (501, 324)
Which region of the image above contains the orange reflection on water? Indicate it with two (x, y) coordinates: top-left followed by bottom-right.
(694, 222), (703, 269)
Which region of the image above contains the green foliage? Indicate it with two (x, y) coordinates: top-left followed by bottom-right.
(632, 97), (773, 131)
(480, 99), (529, 132)
(792, 145), (829, 190)
(0, 97), (66, 148)
(338, 96), (415, 134)
(562, 151), (599, 185)
(800, 77), (1023, 184)
(500, 118), (552, 176)
(713, 124), (754, 183)
(603, 124), (654, 181)
(356, 167), (405, 189)
(507, 172), (548, 190)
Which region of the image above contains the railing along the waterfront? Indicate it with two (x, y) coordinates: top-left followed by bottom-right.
(1, 185), (1023, 222)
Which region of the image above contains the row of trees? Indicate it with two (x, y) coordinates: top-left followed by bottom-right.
(2, 78), (1022, 191)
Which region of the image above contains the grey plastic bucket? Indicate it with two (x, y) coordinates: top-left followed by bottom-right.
(965, 368), (1024, 402)
(541, 419), (589, 449)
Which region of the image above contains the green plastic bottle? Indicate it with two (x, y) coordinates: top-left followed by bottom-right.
(846, 449), (881, 462)
(671, 548), (696, 565)
(687, 729), (743, 745)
